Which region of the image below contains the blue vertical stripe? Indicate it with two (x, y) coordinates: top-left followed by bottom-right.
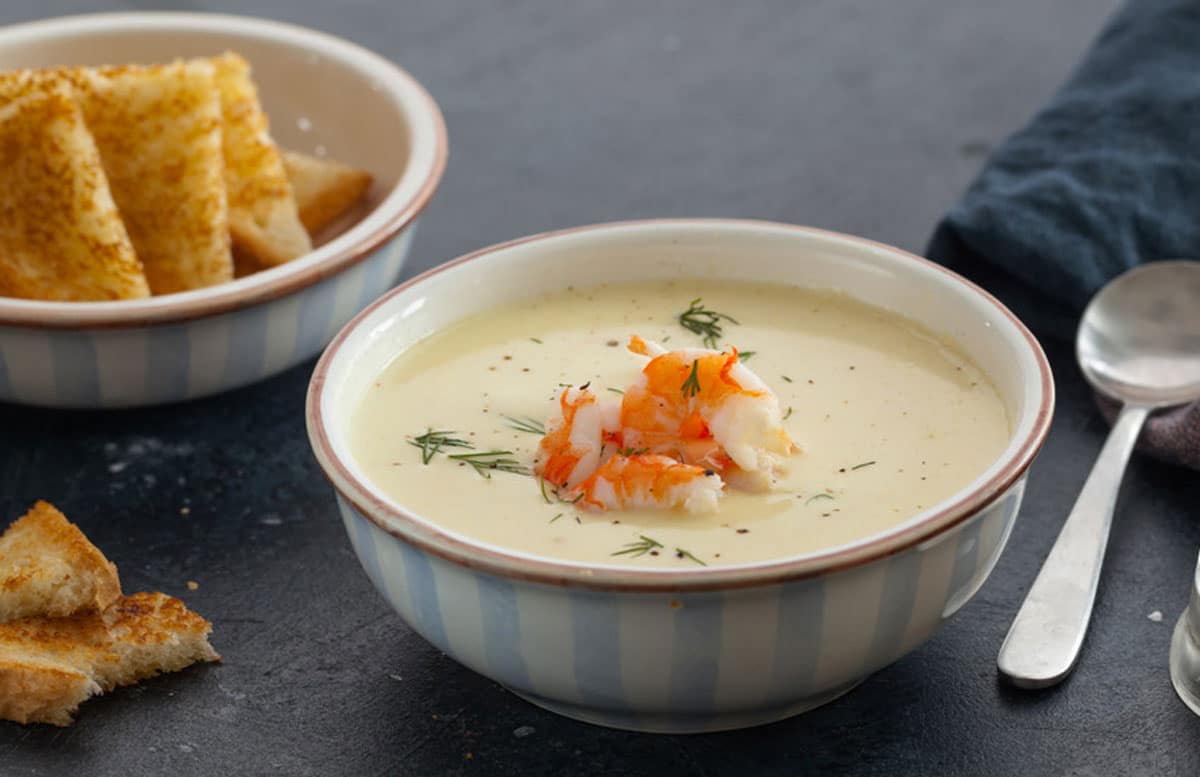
(477, 575), (531, 690)
(771, 578), (825, 699)
(222, 305), (269, 389)
(668, 594), (723, 713)
(144, 325), (190, 402)
(50, 332), (99, 406)
(398, 539), (449, 651)
(865, 550), (923, 670)
(570, 591), (624, 708)
(292, 276), (340, 363)
(942, 519), (985, 617)
(386, 232), (411, 280)
(356, 238), (401, 310)
(980, 484), (1023, 576)
(349, 509), (385, 594)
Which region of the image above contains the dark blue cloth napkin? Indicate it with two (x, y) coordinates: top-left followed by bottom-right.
(926, 0), (1200, 470)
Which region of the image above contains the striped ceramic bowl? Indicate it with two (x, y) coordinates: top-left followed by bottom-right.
(0, 13), (446, 408)
(307, 220), (1055, 733)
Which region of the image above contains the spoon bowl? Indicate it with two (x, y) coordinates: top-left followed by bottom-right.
(1078, 260), (1200, 405)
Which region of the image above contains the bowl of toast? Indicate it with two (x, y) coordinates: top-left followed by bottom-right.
(0, 13), (446, 408)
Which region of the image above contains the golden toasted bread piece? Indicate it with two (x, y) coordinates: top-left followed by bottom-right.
(283, 150), (373, 237)
(211, 52), (311, 268)
(0, 63), (231, 294)
(0, 592), (220, 726)
(0, 85), (149, 301)
(234, 151), (373, 277)
(0, 501), (120, 624)
(71, 62), (233, 294)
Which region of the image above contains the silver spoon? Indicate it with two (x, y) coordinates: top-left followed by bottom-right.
(998, 260), (1200, 688)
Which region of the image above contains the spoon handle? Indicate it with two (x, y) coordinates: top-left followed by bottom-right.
(997, 403), (1150, 688)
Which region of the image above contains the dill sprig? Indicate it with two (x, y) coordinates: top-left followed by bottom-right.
(675, 547), (707, 566)
(530, 337), (543, 344)
(408, 429), (472, 464)
(540, 477), (586, 504)
(502, 414), (546, 435)
(783, 406), (793, 420)
(549, 513), (563, 524)
(739, 351), (756, 361)
(678, 298), (738, 349)
(617, 447), (649, 456)
(681, 359), (702, 399)
(611, 535), (664, 558)
(606, 387), (625, 395)
(851, 460), (876, 471)
(411, 428), (532, 478)
(805, 493), (834, 506)
(448, 450), (530, 478)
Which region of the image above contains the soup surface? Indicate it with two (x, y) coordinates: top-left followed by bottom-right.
(349, 280), (1010, 568)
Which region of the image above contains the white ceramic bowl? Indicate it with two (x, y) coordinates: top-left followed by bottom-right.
(0, 12), (446, 407)
(307, 220), (1055, 733)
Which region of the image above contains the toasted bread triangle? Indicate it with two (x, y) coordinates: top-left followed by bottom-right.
(233, 150), (373, 277)
(78, 61), (233, 294)
(212, 53), (311, 268)
(0, 592), (219, 725)
(0, 63), (232, 295)
(0, 501), (121, 624)
(0, 84), (149, 301)
(283, 150), (373, 238)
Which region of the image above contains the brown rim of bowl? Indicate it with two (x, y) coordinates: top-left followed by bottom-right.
(307, 218), (1055, 593)
(0, 12), (447, 330)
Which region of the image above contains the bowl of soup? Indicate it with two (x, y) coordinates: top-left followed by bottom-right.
(306, 219), (1054, 733)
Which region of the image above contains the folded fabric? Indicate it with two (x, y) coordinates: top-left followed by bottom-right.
(1097, 398), (1200, 472)
(926, 0), (1200, 472)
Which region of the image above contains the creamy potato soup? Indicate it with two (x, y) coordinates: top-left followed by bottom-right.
(349, 280), (1010, 568)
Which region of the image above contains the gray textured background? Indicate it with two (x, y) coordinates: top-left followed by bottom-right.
(4, 1), (1200, 775)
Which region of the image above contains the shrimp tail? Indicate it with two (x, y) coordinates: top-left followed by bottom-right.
(627, 335), (667, 358)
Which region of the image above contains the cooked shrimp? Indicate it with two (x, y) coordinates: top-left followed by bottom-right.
(621, 335), (795, 476)
(570, 454), (723, 514)
(533, 386), (620, 490)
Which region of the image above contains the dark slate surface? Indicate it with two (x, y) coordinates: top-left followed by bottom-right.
(2, 1), (1199, 775)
